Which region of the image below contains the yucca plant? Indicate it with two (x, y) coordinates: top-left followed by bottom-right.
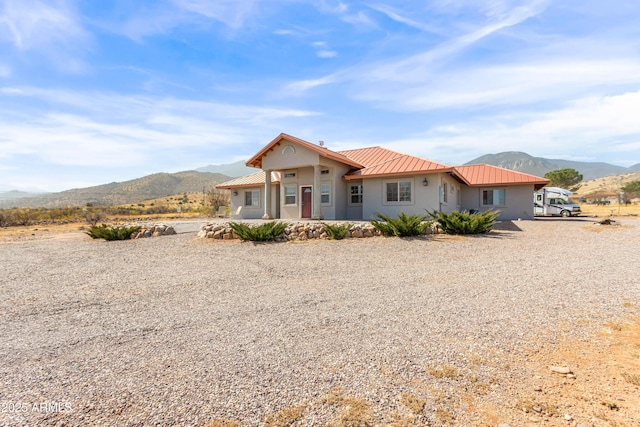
(322, 223), (351, 240)
(427, 209), (499, 235)
(87, 224), (141, 241)
(229, 221), (289, 241)
(371, 212), (431, 237)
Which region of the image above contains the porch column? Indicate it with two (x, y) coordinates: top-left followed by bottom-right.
(312, 164), (323, 220)
(262, 169), (273, 219)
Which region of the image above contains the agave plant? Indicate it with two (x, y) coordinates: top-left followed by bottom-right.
(427, 209), (499, 235)
(371, 212), (431, 237)
(228, 221), (288, 241)
(322, 222), (351, 240)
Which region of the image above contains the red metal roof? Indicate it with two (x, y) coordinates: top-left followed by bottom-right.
(237, 134), (549, 188)
(216, 171), (281, 189)
(340, 147), (452, 180)
(246, 133), (363, 169)
(453, 164), (549, 188)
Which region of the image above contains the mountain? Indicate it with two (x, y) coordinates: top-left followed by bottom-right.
(0, 171), (231, 209)
(196, 160), (255, 177)
(629, 163), (640, 172)
(0, 190), (48, 201)
(464, 152), (630, 180)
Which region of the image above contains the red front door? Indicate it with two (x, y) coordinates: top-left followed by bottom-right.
(301, 186), (312, 218)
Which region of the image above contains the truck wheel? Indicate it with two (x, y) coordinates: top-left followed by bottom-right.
(561, 210), (570, 217)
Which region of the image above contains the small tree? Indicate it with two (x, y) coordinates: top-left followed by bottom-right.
(12, 208), (38, 226)
(206, 187), (230, 214)
(544, 168), (583, 191)
(0, 210), (12, 227)
(621, 180), (640, 200)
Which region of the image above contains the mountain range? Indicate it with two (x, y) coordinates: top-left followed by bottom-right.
(464, 152), (640, 180)
(2, 153), (639, 208)
(0, 171), (230, 209)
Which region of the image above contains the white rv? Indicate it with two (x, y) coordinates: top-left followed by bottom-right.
(534, 187), (582, 217)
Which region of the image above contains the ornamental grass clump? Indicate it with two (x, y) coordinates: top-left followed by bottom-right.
(427, 209), (499, 235)
(371, 212), (431, 237)
(87, 224), (141, 241)
(229, 221), (288, 241)
(322, 223), (351, 240)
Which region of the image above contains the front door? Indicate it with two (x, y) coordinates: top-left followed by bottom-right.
(301, 186), (312, 218)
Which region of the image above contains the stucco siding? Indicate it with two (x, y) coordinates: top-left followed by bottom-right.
(262, 142), (320, 171)
(460, 185), (535, 220)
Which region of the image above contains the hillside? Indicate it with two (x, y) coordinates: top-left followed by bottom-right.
(196, 160), (255, 177)
(465, 152), (630, 180)
(573, 171), (640, 196)
(0, 190), (48, 201)
(0, 171), (231, 209)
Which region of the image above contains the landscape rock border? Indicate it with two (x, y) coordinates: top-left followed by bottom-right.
(197, 221), (436, 241)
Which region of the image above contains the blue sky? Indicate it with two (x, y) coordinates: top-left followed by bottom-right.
(1, 0), (639, 192)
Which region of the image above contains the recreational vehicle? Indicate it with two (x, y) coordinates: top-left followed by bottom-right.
(534, 187), (581, 217)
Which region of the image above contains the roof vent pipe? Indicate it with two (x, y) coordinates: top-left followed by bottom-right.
(319, 140), (324, 147)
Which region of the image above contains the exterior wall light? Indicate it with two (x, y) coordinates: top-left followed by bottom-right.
(422, 178), (429, 186)
(233, 190), (238, 196)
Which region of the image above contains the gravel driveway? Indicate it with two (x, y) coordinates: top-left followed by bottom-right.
(1, 218), (638, 426)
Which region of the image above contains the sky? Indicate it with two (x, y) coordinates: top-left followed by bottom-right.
(1, 0), (640, 192)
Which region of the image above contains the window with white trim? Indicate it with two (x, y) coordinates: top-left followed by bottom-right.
(245, 190), (260, 207)
(482, 189), (506, 206)
(350, 184), (363, 205)
(442, 181), (448, 204)
(284, 186), (297, 205)
(283, 170), (297, 179)
(385, 180), (412, 204)
(320, 183), (331, 205)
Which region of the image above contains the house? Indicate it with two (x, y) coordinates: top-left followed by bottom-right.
(216, 133), (549, 221)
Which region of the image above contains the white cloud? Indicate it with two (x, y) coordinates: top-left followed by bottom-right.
(0, 87), (320, 169)
(366, 3), (442, 34)
(317, 50), (337, 58)
(0, 0), (90, 71)
(399, 90), (640, 164)
(0, 0), (88, 49)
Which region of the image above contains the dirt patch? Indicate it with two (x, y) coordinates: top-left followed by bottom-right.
(477, 306), (640, 426)
(0, 222), (89, 244)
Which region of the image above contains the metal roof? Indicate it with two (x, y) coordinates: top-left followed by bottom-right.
(453, 164), (549, 188)
(216, 171), (281, 189)
(226, 134), (549, 188)
(246, 133), (364, 169)
(339, 146), (452, 180)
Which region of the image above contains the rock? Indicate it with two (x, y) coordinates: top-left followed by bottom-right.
(564, 414), (572, 421)
(549, 366), (573, 375)
(163, 226), (176, 235)
(534, 386), (542, 392)
(532, 406), (542, 413)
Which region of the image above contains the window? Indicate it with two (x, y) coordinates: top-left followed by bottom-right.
(385, 181), (412, 203)
(284, 186), (296, 205)
(321, 183), (331, 205)
(350, 185), (363, 205)
(283, 170), (296, 178)
(321, 169), (330, 175)
(245, 190), (260, 207)
(482, 189), (506, 206)
(282, 145), (295, 155)
(441, 182), (448, 204)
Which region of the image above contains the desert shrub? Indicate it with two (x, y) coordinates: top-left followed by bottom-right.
(87, 224), (141, 241)
(229, 221), (288, 242)
(427, 209), (499, 235)
(323, 223), (351, 240)
(83, 208), (106, 226)
(371, 212), (431, 237)
(0, 210), (13, 227)
(11, 208), (38, 226)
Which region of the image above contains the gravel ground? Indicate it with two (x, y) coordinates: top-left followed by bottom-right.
(0, 217), (639, 426)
